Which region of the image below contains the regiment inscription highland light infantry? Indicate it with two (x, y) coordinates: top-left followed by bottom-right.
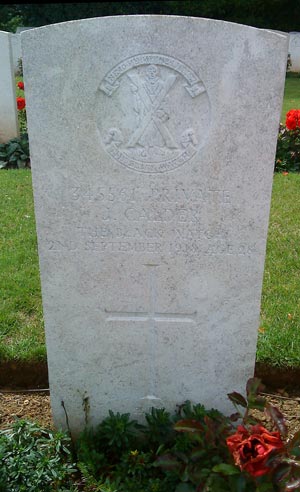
(97, 54), (211, 173)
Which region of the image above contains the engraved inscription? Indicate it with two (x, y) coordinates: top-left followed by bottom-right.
(66, 184), (231, 205)
(40, 181), (258, 258)
(97, 54), (211, 173)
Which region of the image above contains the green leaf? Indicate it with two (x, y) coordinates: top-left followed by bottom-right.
(229, 473), (248, 492)
(256, 483), (275, 492)
(227, 392), (247, 408)
(288, 430), (300, 452)
(154, 454), (180, 471)
(246, 377), (264, 398)
(7, 142), (19, 154)
(175, 484), (196, 492)
(212, 463), (240, 475)
(230, 412), (241, 422)
(247, 396), (266, 411)
(190, 446), (206, 461)
(289, 447), (300, 458)
(272, 462), (291, 482)
(174, 420), (204, 433)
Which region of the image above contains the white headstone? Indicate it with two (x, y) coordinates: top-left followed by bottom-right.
(11, 29), (34, 74)
(11, 34), (22, 74)
(21, 16), (288, 435)
(288, 32), (300, 72)
(0, 31), (19, 143)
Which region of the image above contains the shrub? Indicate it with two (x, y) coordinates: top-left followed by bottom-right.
(0, 419), (77, 492)
(0, 133), (30, 169)
(275, 110), (300, 172)
(15, 77), (27, 133)
(2, 379), (300, 491)
(76, 378), (300, 491)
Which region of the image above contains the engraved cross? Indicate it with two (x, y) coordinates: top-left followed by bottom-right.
(105, 264), (197, 325)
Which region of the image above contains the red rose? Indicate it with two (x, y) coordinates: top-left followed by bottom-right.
(17, 81), (24, 90)
(226, 425), (284, 477)
(16, 97), (26, 111)
(286, 109), (300, 130)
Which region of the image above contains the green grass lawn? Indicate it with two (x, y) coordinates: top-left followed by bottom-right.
(0, 170), (45, 361)
(0, 170), (299, 367)
(0, 75), (299, 366)
(257, 173), (300, 367)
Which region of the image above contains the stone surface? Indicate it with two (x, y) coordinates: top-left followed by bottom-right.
(11, 33), (22, 74)
(21, 16), (288, 435)
(289, 32), (300, 72)
(0, 30), (19, 143)
(11, 29), (34, 74)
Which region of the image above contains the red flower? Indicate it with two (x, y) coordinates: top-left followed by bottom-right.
(226, 425), (284, 477)
(17, 81), (24, 90)
(16, 97), (26, 111)
(286, 109), (300, 130)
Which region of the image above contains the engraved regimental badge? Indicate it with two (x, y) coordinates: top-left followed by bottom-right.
(97, 54), (210, 173)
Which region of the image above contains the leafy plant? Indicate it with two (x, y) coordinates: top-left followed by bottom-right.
(0, 419), (77, 492)
(98, 411), (138, 453)
(76, 379), (300, 492)
(3, 379), (300, 491)
(15, 77), (27, 133)
(138, 407), (175, 447)
(76, 409), (175, 491)
(0, 133), (30, 169)
(152, 378), (300, 491)
(76, 410), (140, 479)
(275, 110), (300, 173)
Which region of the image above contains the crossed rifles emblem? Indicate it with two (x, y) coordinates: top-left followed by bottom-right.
(126, 65), (178, 150)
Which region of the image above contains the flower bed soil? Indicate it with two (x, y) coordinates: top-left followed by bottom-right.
(1, 360), (300, 437)
(0, 360), (48, 389)
(1, 388), (300, 441)
(1, 360), (300, 391)
(0, 391), (52, 429)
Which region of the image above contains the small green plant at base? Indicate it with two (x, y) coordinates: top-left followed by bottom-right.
(75, 379), (300, 492)
(2, 379), (300, 491)
(0, 419), (77, 492)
